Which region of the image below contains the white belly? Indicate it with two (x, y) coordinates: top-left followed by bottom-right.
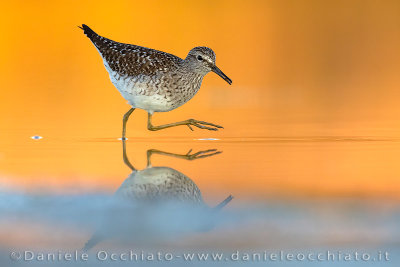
(104, 61), (178, 114)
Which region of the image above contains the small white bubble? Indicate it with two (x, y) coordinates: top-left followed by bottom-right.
(118, 137), (128, 141)
(31, 135), (43, 140)
(195, 138), (219, 141)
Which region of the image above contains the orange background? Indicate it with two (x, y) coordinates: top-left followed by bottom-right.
(1, 0), (400, 199)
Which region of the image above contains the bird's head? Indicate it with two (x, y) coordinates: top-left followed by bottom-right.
(185, 47), (232, 85)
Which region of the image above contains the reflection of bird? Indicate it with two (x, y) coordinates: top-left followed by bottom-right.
(82, 141), (232, 251)
(116, 166), (203, 204)
(79, 24), (232, 139)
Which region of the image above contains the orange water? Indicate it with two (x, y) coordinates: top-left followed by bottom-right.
(1, 0), (400, 196)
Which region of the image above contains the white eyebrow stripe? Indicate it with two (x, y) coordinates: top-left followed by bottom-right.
(204, 56), (213, 63)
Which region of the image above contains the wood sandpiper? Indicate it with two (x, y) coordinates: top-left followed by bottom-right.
(79, 24), (232, 138)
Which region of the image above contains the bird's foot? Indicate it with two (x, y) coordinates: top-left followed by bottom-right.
(185, 149), (222, 160)
(185, 119), (224, 131)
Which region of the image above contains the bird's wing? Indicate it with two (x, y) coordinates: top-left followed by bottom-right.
(80, 24), (183, 77)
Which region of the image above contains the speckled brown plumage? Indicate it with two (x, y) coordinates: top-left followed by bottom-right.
(80, 24), (182, 77)
(80, 24), (231, 115)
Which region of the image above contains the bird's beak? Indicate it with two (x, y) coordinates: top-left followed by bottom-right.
(212, 65), (232, 85)
(213, 195), (233, 210)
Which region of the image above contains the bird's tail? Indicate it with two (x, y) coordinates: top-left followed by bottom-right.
(82, 233), (103, 252)
(78, 24), (96, 37)
(78, 24), (103, 47)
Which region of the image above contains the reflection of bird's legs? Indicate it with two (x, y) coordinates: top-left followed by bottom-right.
(146, 149), (222, 167)
(122, 108), (135, 140)
(122, 139), (136, 171)
(147, 113), (223, 131)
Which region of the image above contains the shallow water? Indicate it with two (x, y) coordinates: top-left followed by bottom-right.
(1, 0), (400, 265)
(0, 131), (399, 266)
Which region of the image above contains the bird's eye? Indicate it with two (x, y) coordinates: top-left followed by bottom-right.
(197, 55), (203, 61)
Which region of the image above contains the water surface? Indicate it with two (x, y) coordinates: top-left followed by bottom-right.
(0, 131), (399, 266)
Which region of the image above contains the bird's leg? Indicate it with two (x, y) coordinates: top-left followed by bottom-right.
(122, 139), (136, 171)
(147, 113), (223, 131)
(146, 148), (222, 167)
(122, 108), (135, 139)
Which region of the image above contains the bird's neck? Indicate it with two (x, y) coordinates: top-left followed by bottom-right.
(178, 65), (205, 91)
(187, 71), (204, 92)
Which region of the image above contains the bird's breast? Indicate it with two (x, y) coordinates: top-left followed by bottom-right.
(103, 60), (204, 112)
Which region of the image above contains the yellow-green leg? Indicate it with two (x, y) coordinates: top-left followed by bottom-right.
(147, 113), (223, 131)
(122, 108), (135, 139)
